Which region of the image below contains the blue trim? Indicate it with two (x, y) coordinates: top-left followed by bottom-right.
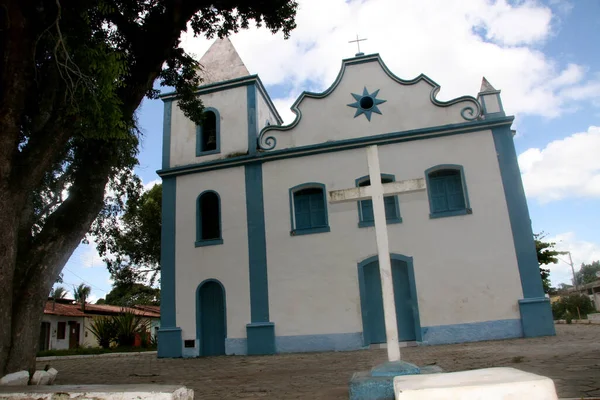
(247, 84), (257, 155)
(225, 338), (247, 355)
(196, 279), (227, 356)
(491, 126), (544, 298)
(158, 117), (514, 178)
(288, 182), (330, 236)
(420, 319), (522, 345)
(157, 327), (182, 358)
(424, 164), (472, 219)
(357, 254), (422, 346)
(195, 107), (221, 157)
(276, 332), (364, 353)
(519, 297), (556, 337)
(161, 100), (172, 169)
(246, 322), (275, 355)
(195, 190), (223, 246)
(355, 173), (402, 228)
(258, 53), (482, 150)
(244, 163), (275, 354)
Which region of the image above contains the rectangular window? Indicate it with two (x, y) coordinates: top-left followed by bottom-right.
(57, 321), (66, 340)
(290, 184), (330, 236)
(427, 167), (470, 218)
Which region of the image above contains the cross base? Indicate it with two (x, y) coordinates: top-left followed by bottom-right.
(349, 361), (443, 400)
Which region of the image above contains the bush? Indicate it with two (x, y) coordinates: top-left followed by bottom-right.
(112, 311), (150, 347)
(552, 293), (594, 320)
(89, 316), (116, 349)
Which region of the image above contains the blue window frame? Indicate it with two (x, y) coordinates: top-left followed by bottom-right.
(289, 183), (330, 236)
(196, 190), (223, 247)
(425, 165), (472, 219)
(356, 174), (402, 228)
(196, 108), (220, 156)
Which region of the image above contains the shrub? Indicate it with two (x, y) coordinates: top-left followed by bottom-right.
(112, 310), (150, 347)
(552, 293), (594, 320)
(89, 316), (116, 349)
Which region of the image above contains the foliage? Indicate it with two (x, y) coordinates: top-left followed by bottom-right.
(574, 261), (600, 286)
(49, 286), (67, 299)
(552, 294), (595, 321)
(91, 182), (162, 285)
(534, 232), (560, 294)
(37, 346), (155, 358)
(88, 317), (116, 349)
(1, 0), (297, 375)
(73, 283), (92, 311)
(104, 282), (160, 307)
(112, 311), (150, 347)
(96, 298), (106, 305)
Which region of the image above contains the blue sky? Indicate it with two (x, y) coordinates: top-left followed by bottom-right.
(59, 0), (600, 302)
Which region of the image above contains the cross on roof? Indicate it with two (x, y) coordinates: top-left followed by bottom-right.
(349, 34), (367, 56)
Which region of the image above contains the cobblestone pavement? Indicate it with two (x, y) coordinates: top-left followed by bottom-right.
(39, 324), (600, 399)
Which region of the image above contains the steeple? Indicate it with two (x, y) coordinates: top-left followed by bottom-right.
(479, 77), (497, 93)
(197, 37), (250, 84)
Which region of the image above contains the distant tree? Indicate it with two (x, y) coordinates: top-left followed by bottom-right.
(575, 261), (600, 286)
(105, 283), (160, 307)
(96, 298), (106, 305)
(73, 284), (92, 312)
(91, 182), (161, 285)
(534, 232), (560, 294)
(49, 286), (67, 300)
(552, 293), (594, 321)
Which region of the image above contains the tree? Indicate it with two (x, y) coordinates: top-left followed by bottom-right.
(575, 261), (600, 286)
(104, 282), (160, 307)
(73, 283), (91, 312)
(49, 286), (67, 300)
(534, 232), (560, 294)
(0, 0), (297, 375)
(551, 293), (594, 321)
(92, 182), (162, 284)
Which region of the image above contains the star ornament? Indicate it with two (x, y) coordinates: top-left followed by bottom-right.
(347, 87), (387, 121)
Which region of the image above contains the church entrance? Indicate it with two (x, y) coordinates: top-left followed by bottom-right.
(358, 255), (421, 345)
(197, 280), (226, 356)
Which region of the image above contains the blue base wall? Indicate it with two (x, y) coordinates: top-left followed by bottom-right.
(157, 327), (182, 358)
(519, 297), (556, 337)
(420, 319), (522, 345)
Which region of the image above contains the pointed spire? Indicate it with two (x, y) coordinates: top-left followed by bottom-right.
(479, 77), (497, 93)
(197, 37), (250, 84)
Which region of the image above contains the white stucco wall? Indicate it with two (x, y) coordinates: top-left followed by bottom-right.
(256, 88), (279, 132)
(175, 167), (251, 342)
(262, 130), (523, 337)
(169, 86), (249, 168)
(41, 315), (86, 350)
(264, 59), (479, 150)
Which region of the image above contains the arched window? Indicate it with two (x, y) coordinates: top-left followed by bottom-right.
(425, 165), (471, 218)
(356, 174), (402, 228)
(196, 108), (220, 156)
(289, 183), (330, 236)
(196, 191), (223, 247)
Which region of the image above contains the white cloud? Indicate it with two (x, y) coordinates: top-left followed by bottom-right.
(180, 0), (600, 123)
(519, 126), (600, 203)
(547, 232), (600, 286)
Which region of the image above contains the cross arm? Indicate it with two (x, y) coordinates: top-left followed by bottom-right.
(328, 186), (373, 204)
(328, 178), (426, 204)
(382, 178), (426, 195)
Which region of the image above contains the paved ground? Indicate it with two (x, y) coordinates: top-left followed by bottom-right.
(39, 324), (600, 399)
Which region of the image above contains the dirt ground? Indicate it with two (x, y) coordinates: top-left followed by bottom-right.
(39, 324), (600, 399)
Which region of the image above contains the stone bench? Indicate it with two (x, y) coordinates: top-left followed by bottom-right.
(0, 384), (193, 400)
(394, 367), (557, 400)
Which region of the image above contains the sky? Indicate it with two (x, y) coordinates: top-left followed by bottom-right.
(59, 0), (600, 302)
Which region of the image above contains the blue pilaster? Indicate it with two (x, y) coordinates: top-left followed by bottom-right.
(247, 84), (257, 155)
(492, 125), (555, 338)
(158, 176), (182, 357)
(245, 162), (275, 354)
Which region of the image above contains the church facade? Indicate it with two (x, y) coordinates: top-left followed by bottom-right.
(156, 38), (555, 358)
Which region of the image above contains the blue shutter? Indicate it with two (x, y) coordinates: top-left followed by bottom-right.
(294, 193), (311, 229)
(384, 196), (398, 220)
(309, 191), (326, 227)
(429, 177), (448, 213)
(361, 199), (374, 222)
(446, 175), (465, 210)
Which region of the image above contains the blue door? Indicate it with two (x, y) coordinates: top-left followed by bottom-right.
(198, 281), (226, 356)
(362, 258), (417, 343)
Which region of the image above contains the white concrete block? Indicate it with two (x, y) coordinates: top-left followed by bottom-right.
(394, 367), (557, 400)
(46, 368), (58, 385)
(0, 384), (194, 400)
(31, 371), (51, 385)
(0, 371), (29, 386)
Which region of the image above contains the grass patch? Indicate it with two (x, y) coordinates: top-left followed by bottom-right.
(37, 346), (156, 358)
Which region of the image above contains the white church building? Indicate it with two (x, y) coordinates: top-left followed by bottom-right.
(156, 38), (555, 358)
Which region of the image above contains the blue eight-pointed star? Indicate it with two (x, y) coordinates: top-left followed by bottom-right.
(347, 87), (387, 121)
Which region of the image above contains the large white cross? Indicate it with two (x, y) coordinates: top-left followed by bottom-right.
(328, 145), (426, 362)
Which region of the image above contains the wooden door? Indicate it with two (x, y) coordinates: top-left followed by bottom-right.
(198, 281), (226, 356)
(68, 322), (80, 349)
(38, 322), (50, 351)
